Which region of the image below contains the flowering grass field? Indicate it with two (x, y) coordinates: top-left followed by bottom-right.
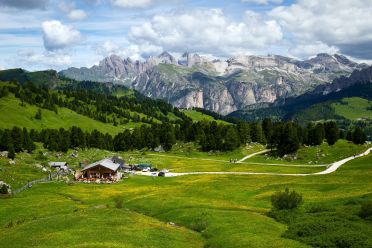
(1, 141), (372, 247)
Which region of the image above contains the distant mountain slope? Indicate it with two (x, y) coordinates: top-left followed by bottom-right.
(291, 97), (372, 123)
(0, 94), (129, 135)
(0, 69), (65, 87)
(228, 65), (372, 121)
(60, 52), (367, 115)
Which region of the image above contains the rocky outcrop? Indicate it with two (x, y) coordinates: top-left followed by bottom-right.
(60, 52), (368, 115)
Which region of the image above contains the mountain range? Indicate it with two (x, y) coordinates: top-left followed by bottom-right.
(59, 52), (368, 115)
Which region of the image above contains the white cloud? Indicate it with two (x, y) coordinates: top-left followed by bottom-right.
(111, 0), (152, 8)
(289, 41), (339, 59)
(94, 40), (162, 60)
(59, 2), (87, 20)
(67, 9), (87, 20)
(17, 49), (72, 69)
(41, 20), (82, 51)
(241, 0), (282, 5)
(128, 9), (282, 57)
(270, 0), (372, 59)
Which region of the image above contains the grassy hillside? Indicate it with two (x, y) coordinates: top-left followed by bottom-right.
(1, 142), (371, 247)
(182, 109), (230, 124)
(0, 94), (142, 135)
(0, 69), (64, 87)
(332, 97), (372, 120)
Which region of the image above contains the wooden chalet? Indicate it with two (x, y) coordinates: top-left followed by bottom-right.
(79, 158), (123, 182)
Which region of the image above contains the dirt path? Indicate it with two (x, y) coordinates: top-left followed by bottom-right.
(236, 149), (270, 163)
(138, 148), (372, 177)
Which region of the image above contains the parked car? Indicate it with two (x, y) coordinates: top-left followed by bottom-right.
(158, 172), (166, 177)
(160, 169), (169, 173)
(142, 168), (150, 172)
(150, 168), (158, 172)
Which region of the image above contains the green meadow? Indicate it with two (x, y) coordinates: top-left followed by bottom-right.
(1, 141), (372, 247)
(182, 109), (230, 124)
(0, 95), (143, 135)
(332, 97), (372, 120)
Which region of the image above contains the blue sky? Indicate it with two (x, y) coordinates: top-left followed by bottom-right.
(0, 0), (371, 70)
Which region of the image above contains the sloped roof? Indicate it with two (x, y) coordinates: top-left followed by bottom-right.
(82, 159), (120, 172)
(49, 162), (67, 167)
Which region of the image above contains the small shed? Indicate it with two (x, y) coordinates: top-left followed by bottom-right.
(111, 156), (125, 168)
(49, 162), (68, 170)
(134, 163), (152, 171)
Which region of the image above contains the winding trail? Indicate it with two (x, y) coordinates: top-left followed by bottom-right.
(236, 149), (270, 163)
(138, 147), (372, 178)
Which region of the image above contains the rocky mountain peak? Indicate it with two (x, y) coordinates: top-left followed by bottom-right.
(60, 52), (368, 115)
(147, 51), (177, 66)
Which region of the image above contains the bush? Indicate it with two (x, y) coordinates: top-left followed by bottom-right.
(190, 213), (209, 232)
(359, 201), (372, 220)
(271, 188), (303, 210)
(0, 182), (11, 194)
(283, 214), (371, 248)
(114, 197), (123, 209)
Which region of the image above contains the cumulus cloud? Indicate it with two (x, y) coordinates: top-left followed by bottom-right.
(0, 0), (48, 9)
(59, 2), (87, 20)
(42, 20), (82, 51)
(289, 41), (339, 59)
(270, 0), (372, 59)
(128, 9), (282, 57)
(17, 50), (71, 69)
(111, 0), (152, 8)
(241, 0), (282, 5)
(95, 40), (162, 60)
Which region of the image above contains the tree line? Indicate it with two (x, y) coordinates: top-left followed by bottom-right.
(2, 82), (190, 127)
(0, 119), (367, 159)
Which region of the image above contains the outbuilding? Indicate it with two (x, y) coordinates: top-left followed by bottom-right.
(49, 162), (69, 170)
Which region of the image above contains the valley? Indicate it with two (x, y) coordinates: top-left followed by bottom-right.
(2, 1), (372, 247)
(1, 140), (372, 248)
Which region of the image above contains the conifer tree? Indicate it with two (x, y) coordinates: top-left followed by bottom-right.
(11, 127), (24, 152)
(324, 121), (339, 146)
(353, 127), (367, 145)
(35, 108), (42, 120)
(278, 122), (300, 156)
(7, 142), (15, 160)
(224, 126), (240, 151)
(262, 118), (273, 143)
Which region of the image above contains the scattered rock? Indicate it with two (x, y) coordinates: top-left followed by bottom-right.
(0, 181), (12, 194)
(0, 151), (9, 157)
(8, 160), (16, 165)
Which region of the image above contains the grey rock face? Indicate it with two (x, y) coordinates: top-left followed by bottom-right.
(60, 52), (367, 115)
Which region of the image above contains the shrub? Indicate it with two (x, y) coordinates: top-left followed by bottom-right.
(271, 188), (303, 210)
(190, 214), (208, 232)
(0, 182), (11, 194)
(359, 201), (372, 220)
(114, 197), (123, 209)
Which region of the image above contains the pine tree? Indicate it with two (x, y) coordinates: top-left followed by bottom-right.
(324, 121), (339, 146)
(352, 127), (367, 145)
(250, 122), (265, 144)
(7, 142), (15, 160)
(262, 118), (273, 143)
(224, 126), (240, 151)
(11, 127), (24, 152)
(278, 122), (300, 156)
(307, 123), (325, 146)
(237, 122), (251, 144)
(161, 124), (176, 151)
(35, 108), (42, 120)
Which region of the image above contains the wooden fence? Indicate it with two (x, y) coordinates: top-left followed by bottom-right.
(12, 171), (68, 195)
